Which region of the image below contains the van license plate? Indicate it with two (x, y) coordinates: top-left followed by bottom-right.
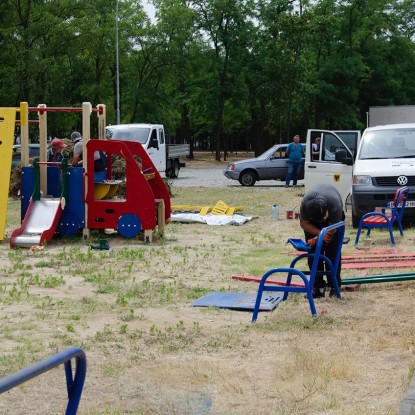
(388, 201), (415, 208)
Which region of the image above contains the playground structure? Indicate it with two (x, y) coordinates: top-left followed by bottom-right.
(0, 102), (170, 248)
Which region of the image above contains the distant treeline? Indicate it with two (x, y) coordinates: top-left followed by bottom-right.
(1, 0), (414, 159)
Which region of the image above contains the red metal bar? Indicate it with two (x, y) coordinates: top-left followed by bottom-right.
(36, 161), (62, 165)
(16, 107), (100, 114)
(342, 260), (415, 269)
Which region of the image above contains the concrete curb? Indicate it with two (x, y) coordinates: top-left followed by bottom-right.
(398, 373), (415, 415)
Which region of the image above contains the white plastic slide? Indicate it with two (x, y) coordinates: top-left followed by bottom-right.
(10, 199), (63, 248)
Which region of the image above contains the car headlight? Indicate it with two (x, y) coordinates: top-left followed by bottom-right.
(227, 163), (235, 171)
(353, 175), (371, 185)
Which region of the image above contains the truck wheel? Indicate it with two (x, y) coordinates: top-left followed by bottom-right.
(352, 214), (361, 229)
(239, 171), (256, 186)
(167, 160), (180, 179)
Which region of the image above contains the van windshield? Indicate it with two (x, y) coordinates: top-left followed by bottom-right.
(359, 128), (415, 160)
(106, 127), (150, 144)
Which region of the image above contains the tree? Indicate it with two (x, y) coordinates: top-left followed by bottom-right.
(190, 0), (253, 161)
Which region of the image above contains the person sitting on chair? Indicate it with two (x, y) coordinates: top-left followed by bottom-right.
(299, 184), (345, 298)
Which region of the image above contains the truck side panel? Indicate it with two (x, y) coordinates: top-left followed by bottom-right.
(369, 106), (415, 127)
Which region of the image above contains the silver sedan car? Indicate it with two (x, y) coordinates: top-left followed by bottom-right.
(223, 144), (305, 186)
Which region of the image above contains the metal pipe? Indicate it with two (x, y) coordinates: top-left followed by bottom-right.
(17, 107), (101, 113)
(342, 273), (415, 285)
(115, 0), (120, 124)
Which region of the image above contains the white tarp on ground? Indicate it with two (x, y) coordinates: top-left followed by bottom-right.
(171, 213), (254, 226)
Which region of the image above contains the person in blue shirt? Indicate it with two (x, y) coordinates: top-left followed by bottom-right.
(285, 134), (304, 188)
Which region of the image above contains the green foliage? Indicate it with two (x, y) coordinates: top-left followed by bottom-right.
(1, 0), (414, 149)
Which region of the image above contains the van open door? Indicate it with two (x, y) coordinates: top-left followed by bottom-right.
(305, 130), (360, 211)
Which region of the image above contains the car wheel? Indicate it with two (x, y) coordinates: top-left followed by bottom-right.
(239, 171), (256, 186)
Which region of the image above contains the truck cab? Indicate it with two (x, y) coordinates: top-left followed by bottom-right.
(305, 130), (360, 215)
(106, 124), (166, 173)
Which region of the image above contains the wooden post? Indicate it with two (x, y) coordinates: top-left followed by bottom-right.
(156, 199), (165, 238)
(20, 102), (29, 166)
(38, 104), (47, 197)
(97, 104), (106, 140)
(144, 229), (152, 243)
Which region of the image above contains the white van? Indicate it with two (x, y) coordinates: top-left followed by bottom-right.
(305, 125), (415, 228)
(351, 123), (415, 227)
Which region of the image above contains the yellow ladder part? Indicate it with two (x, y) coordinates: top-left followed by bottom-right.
(171, 205), (211, 213)
(226, 205), (244, 215)
(211, 200), (229, 215)
(171, 202), (244, 216)
(0, 108), (16, 240)
(199, 206), (211, 216)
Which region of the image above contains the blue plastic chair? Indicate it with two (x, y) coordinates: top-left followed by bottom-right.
(251, 222), (345, 321)
(355, 186), (409, 246)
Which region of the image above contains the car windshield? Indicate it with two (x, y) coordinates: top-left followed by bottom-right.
(12, 145), (40, 167)
(106, 126), (150, 144)
(257, 145), (280, 159)
(359, 128), (415, 160)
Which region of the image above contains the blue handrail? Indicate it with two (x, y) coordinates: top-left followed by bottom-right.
(0, 347), (87, 415)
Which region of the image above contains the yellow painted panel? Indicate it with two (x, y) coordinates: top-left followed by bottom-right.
(0, 108), (16, 240)
(105, 183), (120, 199)
(94, 183), (110, 200)
(20, 102), (28, 127)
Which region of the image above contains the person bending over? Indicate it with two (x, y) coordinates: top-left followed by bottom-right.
(299, 184), (344, 298)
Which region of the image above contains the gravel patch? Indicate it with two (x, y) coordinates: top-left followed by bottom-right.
(171, 166), (304, 188)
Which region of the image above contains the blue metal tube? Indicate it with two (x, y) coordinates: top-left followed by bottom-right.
(0, 347), (87, 415)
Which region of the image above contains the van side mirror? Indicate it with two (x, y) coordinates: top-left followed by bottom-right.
(335, 149), (353, 165)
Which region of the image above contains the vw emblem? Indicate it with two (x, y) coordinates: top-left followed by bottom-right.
(397, 176), (408, 185)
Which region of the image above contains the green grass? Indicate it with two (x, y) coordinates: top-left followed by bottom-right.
(1, 187), (414, 414)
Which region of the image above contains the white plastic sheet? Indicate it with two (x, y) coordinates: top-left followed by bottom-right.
(171, 213), (254, 226)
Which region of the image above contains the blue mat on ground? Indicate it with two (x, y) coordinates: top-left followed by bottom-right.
(192, 292), (284, 311)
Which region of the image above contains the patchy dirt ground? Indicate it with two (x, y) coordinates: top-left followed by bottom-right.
(1, 153), (415, 415)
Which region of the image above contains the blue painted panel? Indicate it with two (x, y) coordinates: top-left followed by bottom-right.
(65, 167), (85, 230)
(21, 167), (34, 221)
(192, 292), (283, 311)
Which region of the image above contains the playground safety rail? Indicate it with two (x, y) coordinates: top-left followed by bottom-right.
(0, 347), (87, 415)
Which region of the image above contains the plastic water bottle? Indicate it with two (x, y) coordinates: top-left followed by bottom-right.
(271, 204), (279, 221)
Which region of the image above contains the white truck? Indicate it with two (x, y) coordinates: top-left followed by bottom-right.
(305, 106), (415, 227)
(105, 123), (190, 178)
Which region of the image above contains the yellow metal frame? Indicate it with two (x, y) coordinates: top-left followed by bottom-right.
(0, 108), (17, 240)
